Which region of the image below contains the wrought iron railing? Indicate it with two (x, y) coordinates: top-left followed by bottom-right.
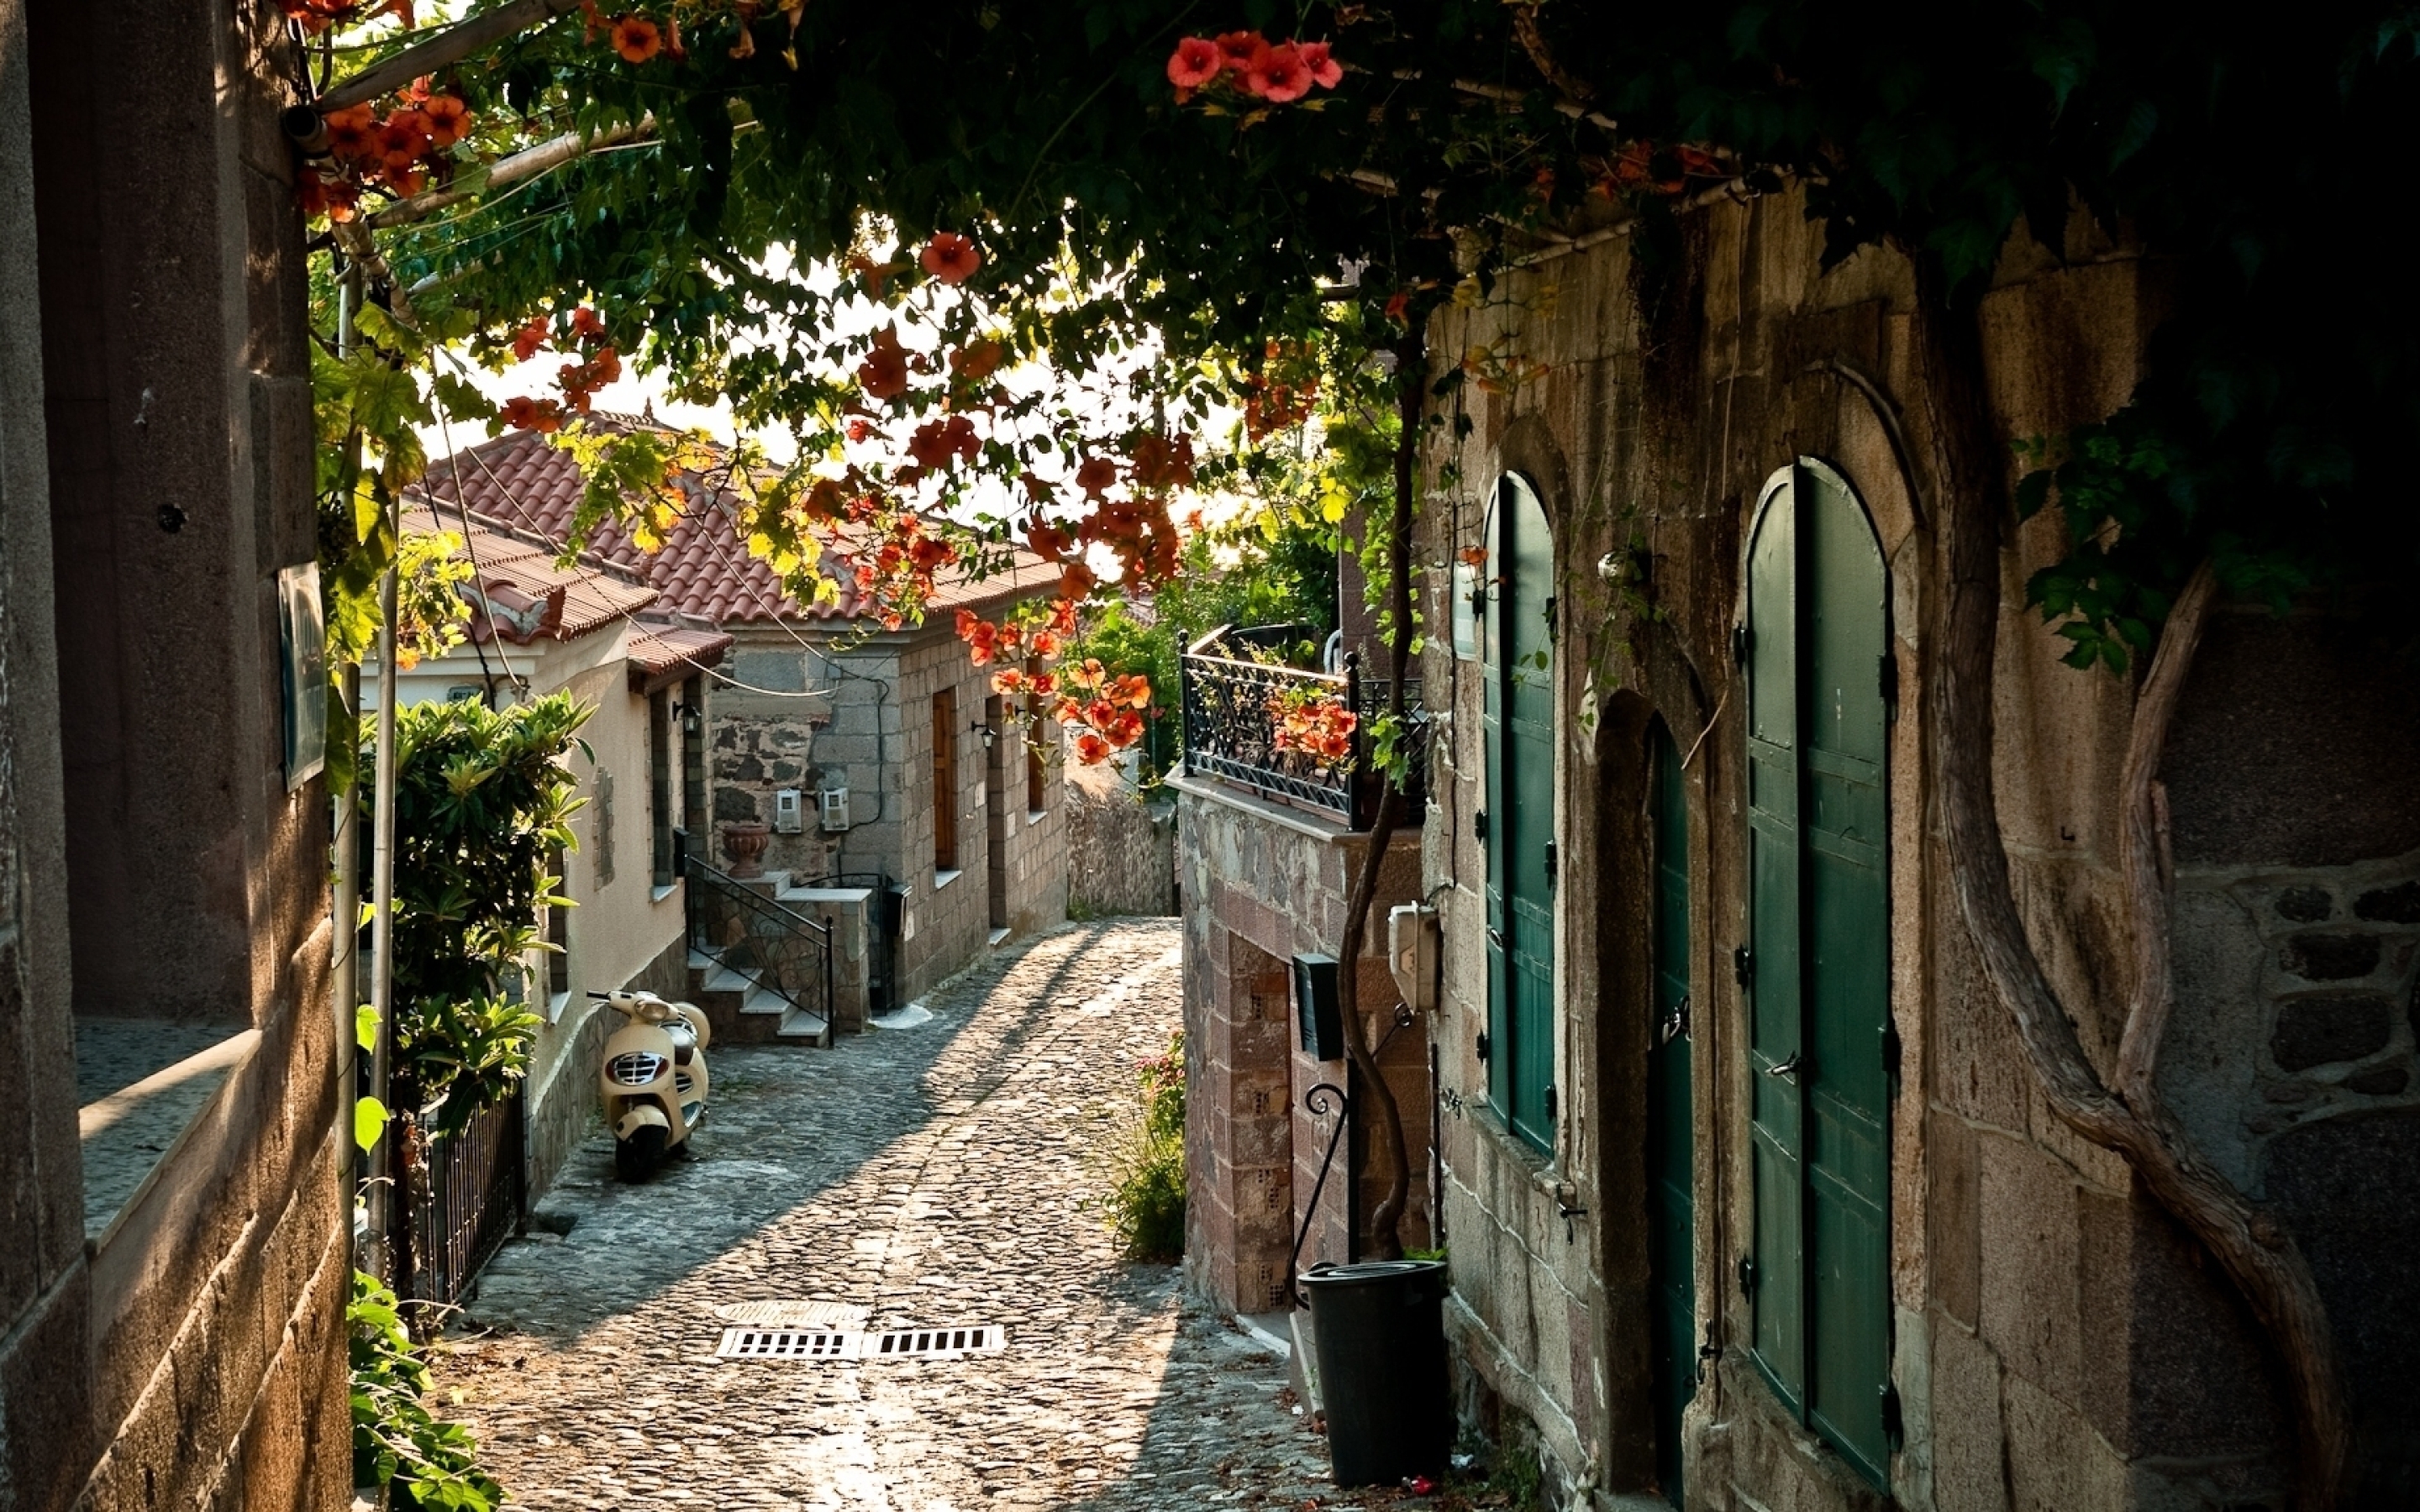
(1179, 627), (1428, 830)
(685, 857), (836, 1027)
(398, 1089), (523, 1330)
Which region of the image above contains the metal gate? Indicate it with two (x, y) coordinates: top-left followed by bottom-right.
(399, 1088), (524, 1328)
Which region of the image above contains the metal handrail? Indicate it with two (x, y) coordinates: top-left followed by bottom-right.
(684, 856), (835, 1028)
(1179, 633), (1430, 829)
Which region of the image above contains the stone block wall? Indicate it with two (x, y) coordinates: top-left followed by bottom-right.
(1176, 776), (1428, 1319)
(1065, 757), (1176, 917)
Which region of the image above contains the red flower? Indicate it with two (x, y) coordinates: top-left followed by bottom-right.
(919, 232), (981, 285)
(571, 306), (608, 341)
(297, 170), (360, 223)
(612, 13), (662, 62)
(1245, 44), (1312, 103)
(1215, 31), (1264, 66)
(510, 316), (550, 361)
(323, 103), (378, 161)
(857, 327), (911, 401)
(1059, 560), (1097, 600)
(1296, 39), (1344, 89)
(1166, 36), (1223, 89)
(1073, 732), (1113, 765)
(420, 93), (471, 149)
(1075, 456), (1119, 497)
(498, 395), (565, 433)
(1027, 519), (1072, 561)
(949, 339), (1004, 381)
(1384, 289), (1411, 325)
(845, 417), (877, 443)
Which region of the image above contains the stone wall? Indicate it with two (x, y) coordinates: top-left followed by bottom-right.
(1065, 759), (1176, 917)
(1176, 777), (1427, 1318)
(0, 3), (350, 1506)
(1396, 185), (2419, 1512)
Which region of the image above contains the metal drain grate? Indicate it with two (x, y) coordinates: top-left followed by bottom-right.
(864, 1325), (1005, 1358)
(713, 1322), (1005, 1362)
(715, 1327), (855, 1359)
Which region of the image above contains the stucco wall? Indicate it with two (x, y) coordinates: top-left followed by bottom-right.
(1403, 185), (2406, 1511)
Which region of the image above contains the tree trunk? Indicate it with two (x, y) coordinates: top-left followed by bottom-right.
(1334, 325), (1428, 1262)
(1913, 259), (2349, 1509)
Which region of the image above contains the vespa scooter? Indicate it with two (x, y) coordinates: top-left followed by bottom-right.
(592, 990), (711, 1181)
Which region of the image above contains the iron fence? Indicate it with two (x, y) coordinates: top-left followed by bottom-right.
(685, 857), (836, 1026)
(1179, 629), (1428, 829)
(398, 1088), (523, 1330)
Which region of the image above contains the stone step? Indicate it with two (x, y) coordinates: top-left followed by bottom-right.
(703, 966), (754, 996)
(777, 1006), (831, 1043)
(740, 984), (790, 1016)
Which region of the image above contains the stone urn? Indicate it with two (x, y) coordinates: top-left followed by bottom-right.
(720, 820), (771, 879)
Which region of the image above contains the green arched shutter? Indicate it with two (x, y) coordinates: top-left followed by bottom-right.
(1744, 461), (1891, 1484)
(1484, 475), (1556, 1152)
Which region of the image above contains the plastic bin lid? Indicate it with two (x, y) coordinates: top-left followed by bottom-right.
(1299, 1259), (1446, 1288)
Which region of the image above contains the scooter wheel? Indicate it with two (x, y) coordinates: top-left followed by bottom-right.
(615, 1124), (668, 1182)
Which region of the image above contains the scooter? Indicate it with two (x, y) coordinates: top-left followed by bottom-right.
(592, 990), (711, 1181)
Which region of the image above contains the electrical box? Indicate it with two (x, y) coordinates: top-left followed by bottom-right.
(1292, 953), (1344, 1061)
(1388, 902), (1440, 1013)
(818, 785), (852, 832)
(773, 787), (805, 834)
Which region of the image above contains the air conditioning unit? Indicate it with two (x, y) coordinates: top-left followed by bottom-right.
(818, 785), (852, 832)
(773, 787), (805, 834)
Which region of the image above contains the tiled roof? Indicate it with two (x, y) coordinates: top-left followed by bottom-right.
(628, 620), (735, 696)
(416, 421), (1060, 627)
(400, 502), (657, 645)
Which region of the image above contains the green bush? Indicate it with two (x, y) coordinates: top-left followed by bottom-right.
(1104, 1032), (1186, 1262)
(350, 1269), (503, 1509)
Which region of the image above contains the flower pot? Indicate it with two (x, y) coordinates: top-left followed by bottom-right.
(721, 820), (771, 878)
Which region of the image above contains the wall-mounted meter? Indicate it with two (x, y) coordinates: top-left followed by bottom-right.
(773, 787), (805, 834)
(818, 785), (852, 832)
(1388, 902), (1439, 1013)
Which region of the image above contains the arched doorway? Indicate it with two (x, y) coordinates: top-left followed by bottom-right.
(1646, 718), (1697, 1501)
(1741, 459), (1893, 1484)
(1484, 473), (1556, 1152)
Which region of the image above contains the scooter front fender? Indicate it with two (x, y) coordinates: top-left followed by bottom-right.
(614, 1103), (673, 1142)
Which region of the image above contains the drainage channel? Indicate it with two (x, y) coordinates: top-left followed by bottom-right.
(713, 1324), (1006, 1361)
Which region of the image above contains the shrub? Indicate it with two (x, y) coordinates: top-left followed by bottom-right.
(1104, 1031), (1186, 1262)
(350, 1269), (503, 1509)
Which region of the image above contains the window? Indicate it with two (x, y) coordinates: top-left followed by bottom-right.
(649, 690), (674, 888)
(933, 687), (959, 873)
(1481, 474), (1555, 1152)
(1742, 459), (1893, 1483)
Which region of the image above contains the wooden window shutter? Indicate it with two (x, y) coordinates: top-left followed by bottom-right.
(933, 688), (958, 872)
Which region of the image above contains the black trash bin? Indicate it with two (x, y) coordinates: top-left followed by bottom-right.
(1301, 1259), (1453, 1487)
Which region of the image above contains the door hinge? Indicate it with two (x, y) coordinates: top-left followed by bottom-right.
(1544, 1084), (1558, 1121)
(1883, 1019), (1903, 1098)
(1696, 1320), (1723, 1385)
(1881, 1383), (1905, 1452)
(1473, 807), (1489, 844)
(1732, 623), (1749, 667)
(1487, 926), (1507, 952)
(1733, 945), (1753, 988)
(1880, 649), (1900, 718)
(1544, 595), (1558, 638)
(1737, 1254), (1757, 1298)
(1475, 1032), (1492, 1063)
(1543, 841), (1558, 887)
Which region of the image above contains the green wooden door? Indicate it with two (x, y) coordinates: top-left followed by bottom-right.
(1483, 475), (1556, 1152)
(1743, 460), (1892, 1484)
(1647, 721), (1696, 1503)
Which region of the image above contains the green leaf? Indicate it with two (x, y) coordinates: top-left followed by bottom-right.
(355, 1095), (390, 1153)
(356, 1004), (381, 1053)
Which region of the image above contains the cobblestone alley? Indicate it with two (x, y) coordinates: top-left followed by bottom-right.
(435, 921), (1360, 1510)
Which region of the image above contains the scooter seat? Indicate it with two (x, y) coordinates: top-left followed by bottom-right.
(666, 1019), (698, 1065)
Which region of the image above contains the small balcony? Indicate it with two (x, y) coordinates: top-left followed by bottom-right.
(1177, 626), (1428, 831)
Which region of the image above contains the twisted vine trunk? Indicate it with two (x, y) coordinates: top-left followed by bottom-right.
(1914, 261), (2349, 1509)
(1334, 325), (1428, 1261)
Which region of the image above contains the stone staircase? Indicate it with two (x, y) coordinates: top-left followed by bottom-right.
(686, 944), (830, 1047)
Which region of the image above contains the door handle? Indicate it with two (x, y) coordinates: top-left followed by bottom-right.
(1660, 995), (1691, 1045)
(1765, 1052), (1803, 1084)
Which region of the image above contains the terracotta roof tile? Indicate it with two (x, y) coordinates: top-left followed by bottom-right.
(418, 423), (1060, 629)
(399, 502), (656, 644)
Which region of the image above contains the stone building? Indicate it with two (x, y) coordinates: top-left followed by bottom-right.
(387, 506), (729, 1200)
(2, 1), (350, 1505)
(1179, 186), (2420, 1510)
(422, 428), (1071, 1012)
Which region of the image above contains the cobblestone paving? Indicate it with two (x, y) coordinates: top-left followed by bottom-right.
(436, 921), (1370, 1510)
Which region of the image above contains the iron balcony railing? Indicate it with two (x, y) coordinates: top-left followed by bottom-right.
(1179, 627), (1428, 830)
(684, 857), (836, 1029)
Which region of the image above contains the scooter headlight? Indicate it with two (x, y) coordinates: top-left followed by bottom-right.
(608, 1052), (668, 1086)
